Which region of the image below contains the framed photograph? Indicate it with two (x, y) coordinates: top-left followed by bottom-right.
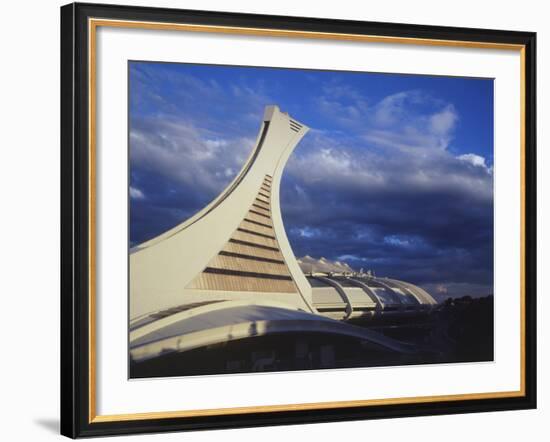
(60, 2), (536, 438)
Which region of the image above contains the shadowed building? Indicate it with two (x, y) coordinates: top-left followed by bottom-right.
(129, 105), (437, 377)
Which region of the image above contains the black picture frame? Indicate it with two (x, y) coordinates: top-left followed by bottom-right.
(61, 2), (537, 438)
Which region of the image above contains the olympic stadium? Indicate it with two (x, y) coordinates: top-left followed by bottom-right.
(129, 105), (489, 378)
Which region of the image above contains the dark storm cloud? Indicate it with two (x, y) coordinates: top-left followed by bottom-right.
(280, 127), (493, 296)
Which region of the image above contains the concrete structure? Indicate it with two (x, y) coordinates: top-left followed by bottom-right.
(130, 105), (313, 320)
(129, 105), (437, 372)
(298, 256), (437, 321)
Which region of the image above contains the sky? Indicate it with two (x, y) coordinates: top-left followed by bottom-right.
(129, 61), (494, 299)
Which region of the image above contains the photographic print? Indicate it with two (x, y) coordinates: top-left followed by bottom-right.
(61, 4), (536, 436)
(128, 62), (494, 378)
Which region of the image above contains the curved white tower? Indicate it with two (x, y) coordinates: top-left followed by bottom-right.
(130, 105), (314, 319)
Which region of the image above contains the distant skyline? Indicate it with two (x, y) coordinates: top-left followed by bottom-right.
(129, 61), (494, 299)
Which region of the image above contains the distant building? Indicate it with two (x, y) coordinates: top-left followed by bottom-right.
(129, 106), (437, 377)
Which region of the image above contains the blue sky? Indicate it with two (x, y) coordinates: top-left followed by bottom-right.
(129, 61), (494, 299)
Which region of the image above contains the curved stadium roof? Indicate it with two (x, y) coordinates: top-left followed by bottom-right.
(297, 256), (437, 321)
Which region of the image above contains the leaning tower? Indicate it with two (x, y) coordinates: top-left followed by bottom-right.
(130, 106), (314, 319)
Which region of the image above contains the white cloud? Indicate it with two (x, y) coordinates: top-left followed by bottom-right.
(204, 138), (228, 149)
(429, 104), (458, 135)
(315, 81), (369, 126)
(129, 186), (145, 200)
(130, 118), (254, 196)
(131, 63), (275, 134)
(286, 124), (493, 204)
(457, 153), (488, 169)
(296, 227), (322, 238)
(373, 91), (411, 126)
(284, 87), (494, 205)
(315, 87), (459, 154)
(383, 235), (411, 247)
(337, 254), (366, 261)
(286, 135), (386, 192)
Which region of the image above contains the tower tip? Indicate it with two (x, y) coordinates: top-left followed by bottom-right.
(263, 105), (280, 121)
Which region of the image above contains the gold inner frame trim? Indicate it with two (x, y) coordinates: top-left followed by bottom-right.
(91, 390), (524, 423)
(90, 18), (525, 50)
(87, 17), (527, 423)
